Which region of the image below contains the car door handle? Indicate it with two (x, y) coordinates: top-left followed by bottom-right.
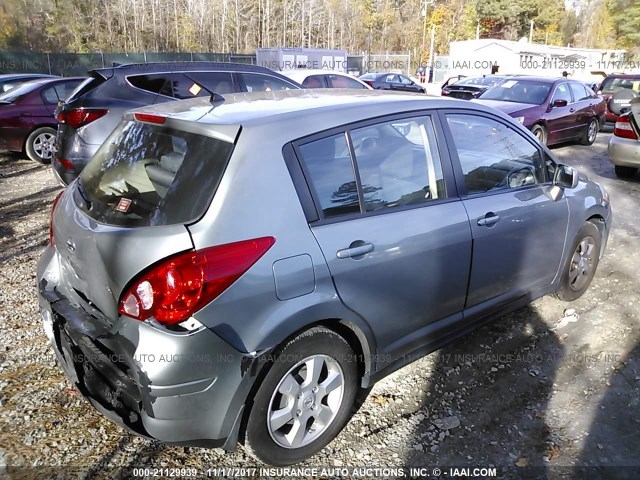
(570, 108), (575, 113)
(477, 213), (500, 227)
(336, 242), (374, 259)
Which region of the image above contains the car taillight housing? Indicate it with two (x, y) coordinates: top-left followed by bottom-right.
(49, 191), (64, 246)
(57, 108), (108, 129)
(364, 81), (373, 87)
(613, 114), (638, 140)
(118, 237), (276, 325)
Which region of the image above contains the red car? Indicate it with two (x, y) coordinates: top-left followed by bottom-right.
(474, 76), (606, 146)
(0, 77), (85, 163)
(598, 74), (640, 124)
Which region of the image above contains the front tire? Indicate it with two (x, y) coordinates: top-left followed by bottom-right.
(531, 124), (547, 145)
(580, 118), (598, 146)
(554, 222), (601, 301)
(243, 327), (358, 465)
(25, 127), (56, 164)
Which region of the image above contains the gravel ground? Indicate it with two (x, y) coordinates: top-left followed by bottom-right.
(0, 130), (639, 479)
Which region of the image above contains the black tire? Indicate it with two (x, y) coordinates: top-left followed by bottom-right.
(614, 165), (637, 178)
(243, 327), (358, 465)
(554, 222), (601, 302)
(25, 126), (56, 164)
(531, 124), (547, 145)
(580, 118), (598, 146)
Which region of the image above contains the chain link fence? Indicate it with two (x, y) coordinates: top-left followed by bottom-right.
(0, 52), (256, 76)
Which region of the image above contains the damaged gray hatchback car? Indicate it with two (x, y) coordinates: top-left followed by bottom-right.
(38, 89), (611, 465)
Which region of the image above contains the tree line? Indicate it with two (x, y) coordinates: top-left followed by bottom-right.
(0, 0), (637, 60)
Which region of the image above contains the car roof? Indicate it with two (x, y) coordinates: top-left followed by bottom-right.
(94, 61), (284, 76)
(502, 76), (564, 84)
(0, 73), (58, 80)
(603, 74), (640, 79)
(18, 76), (87, 88)
(282, 69), (352, 76)
(134, 89), (490, 127)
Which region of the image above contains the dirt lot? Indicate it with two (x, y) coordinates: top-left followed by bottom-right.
(0, 130), (638, 479)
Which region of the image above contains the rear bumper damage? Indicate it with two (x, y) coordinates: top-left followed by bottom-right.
(37, 247), (261, 449)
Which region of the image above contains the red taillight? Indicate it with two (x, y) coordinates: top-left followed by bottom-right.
(55, 158), (74, 170)
(57, 108), (108, 129)
(441, 90), (450, 96)
(364, 81), (373, 87)
(49, 191), (64, 246)
(614, 114), (638, 140)
(118, 237), (276, 325)
(134, 112), (166, 124)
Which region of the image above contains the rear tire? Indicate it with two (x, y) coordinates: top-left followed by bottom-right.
(531, 124), (547, 145)
(580, 118), (598, 146)
(243, 327), (358, 465)
(25, 127), (56, 164)
(554, 222), (601, 302)
(614, 165), (637, 178)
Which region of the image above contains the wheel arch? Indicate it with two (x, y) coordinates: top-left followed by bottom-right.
(237, 318), (374, 448)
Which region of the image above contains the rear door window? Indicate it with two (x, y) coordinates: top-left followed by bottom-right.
(173, 72), (235, 98)
(78, 120), (235, 227)
(569, 82), (589, 102)
(302, 75), (327, 88)
(239, 73), (298, 92)
(350, 117), (445, 211)
(127, 74), (172, 96)
(327, 75), (367, 89)
(297, 133), (360, 218)
(297, 115), (446, 219)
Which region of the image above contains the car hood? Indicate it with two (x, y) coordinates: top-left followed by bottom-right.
(473, 99), (537, 115)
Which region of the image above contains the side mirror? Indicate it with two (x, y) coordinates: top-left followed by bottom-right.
(552, 99), (568, 108)
(553, 164), (579, 189)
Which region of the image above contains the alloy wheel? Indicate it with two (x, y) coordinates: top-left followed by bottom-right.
(267, 354), (344, 449)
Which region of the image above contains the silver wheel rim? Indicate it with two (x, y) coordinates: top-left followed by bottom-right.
(569, 236), (596, 291)
(588, 121), (597, 143)
(534, 128), (544, 142)
(33, 132), (55, 160)
(267, 354), (344, 449)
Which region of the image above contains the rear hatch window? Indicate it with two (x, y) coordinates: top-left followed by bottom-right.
(77, 119), (235, 227)
(601, 77), (640, 94)
(65, 73), (107, 103)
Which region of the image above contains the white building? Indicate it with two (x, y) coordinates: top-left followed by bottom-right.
(442, 39), (627, 83)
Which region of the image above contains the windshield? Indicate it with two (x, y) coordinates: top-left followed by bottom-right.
(478, 80), (551, 105)
(78, 120), (235, 227)
(601, 77), (640, 94)
(0, 81), (42, 102)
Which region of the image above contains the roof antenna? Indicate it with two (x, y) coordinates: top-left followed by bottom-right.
(183, 73), (225, 107)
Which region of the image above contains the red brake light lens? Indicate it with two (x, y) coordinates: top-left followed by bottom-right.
(49, 191), (64, 246)
(57, 108), (108, 129)
(614, 114), (638, 140)
(118, 237), (276, 325)
(134, 113), (166, 124)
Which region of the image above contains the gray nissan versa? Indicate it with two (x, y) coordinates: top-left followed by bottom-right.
(52, 62), (301, 185)
(38, 90), (611, 465)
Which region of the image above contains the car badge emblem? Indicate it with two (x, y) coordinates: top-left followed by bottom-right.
(66, 238), (76, 253)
